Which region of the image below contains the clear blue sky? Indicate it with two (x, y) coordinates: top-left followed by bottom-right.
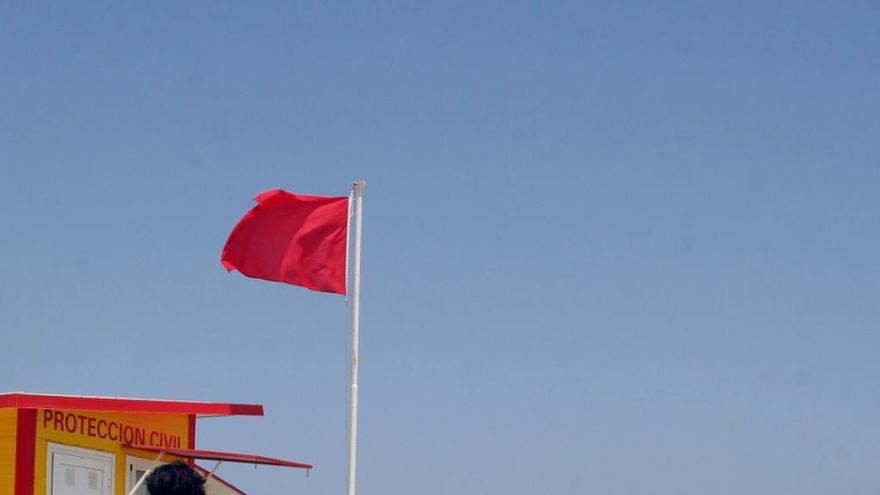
(1, 2), (878, 494)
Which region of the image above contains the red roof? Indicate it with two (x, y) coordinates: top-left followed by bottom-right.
(0, 392), (263, 417)
(126, 444), (312, 470)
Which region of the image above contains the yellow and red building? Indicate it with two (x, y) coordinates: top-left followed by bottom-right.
(0, 392), (310, 495)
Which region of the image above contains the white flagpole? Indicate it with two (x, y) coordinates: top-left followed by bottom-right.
(347, 180), (366, 495)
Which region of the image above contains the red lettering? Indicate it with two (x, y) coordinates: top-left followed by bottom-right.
(54, 411), (64, 431)
(108, 422), (119, 441)
(43, 410), (53, 429)
(87, 417), (96, 437)
(149, 431), (159, 446)
(97, 420), (108, 439)
(77, 415), (87, 435)
(134, 428), (145, 445)
(164, 433), (180, 448)
(122, 426), (133, 443)
(64, 413), (77, 433)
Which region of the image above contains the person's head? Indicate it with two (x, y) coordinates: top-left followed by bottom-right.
(146, 461), (206, 495)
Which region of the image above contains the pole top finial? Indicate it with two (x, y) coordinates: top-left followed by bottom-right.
(353, 180), (367, 188)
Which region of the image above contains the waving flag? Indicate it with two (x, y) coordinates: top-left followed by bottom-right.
(221, 189), (349, 294)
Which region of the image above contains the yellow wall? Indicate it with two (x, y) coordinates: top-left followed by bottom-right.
(0, 409), (17, 495)
(34, 409), (190, 495)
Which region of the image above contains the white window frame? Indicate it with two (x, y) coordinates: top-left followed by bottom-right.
(125, 455), (163, 495)
(46, 442), (116, 495)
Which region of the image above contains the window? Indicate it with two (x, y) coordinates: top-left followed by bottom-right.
(47, 443), (115, 495)
(125, 456), (162, 495)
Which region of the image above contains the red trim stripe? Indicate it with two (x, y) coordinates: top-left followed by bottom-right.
(0, 393), (263, 417)
(15, 409), (36, 495)
(187, 414), (196, 467)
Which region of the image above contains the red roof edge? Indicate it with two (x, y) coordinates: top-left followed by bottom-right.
(0, 393), (263, 417)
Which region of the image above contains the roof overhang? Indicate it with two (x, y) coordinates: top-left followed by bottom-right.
(0, 392), (263, 417)
(125, 444), (312, 470)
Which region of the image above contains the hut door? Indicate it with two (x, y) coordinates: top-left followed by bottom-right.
(47, 444), (115, 495)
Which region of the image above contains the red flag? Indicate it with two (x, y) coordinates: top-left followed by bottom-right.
(221, 189), (349, 294)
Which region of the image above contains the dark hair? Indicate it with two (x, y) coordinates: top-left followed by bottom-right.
(146, 461), (206, 495)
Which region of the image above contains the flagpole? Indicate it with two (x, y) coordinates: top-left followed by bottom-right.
(347, 180), (366, 495)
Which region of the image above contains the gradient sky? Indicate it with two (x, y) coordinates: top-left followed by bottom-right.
(1, 2), (878, 494)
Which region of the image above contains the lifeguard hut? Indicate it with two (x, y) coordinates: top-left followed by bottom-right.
(0, 392), (311, 495)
